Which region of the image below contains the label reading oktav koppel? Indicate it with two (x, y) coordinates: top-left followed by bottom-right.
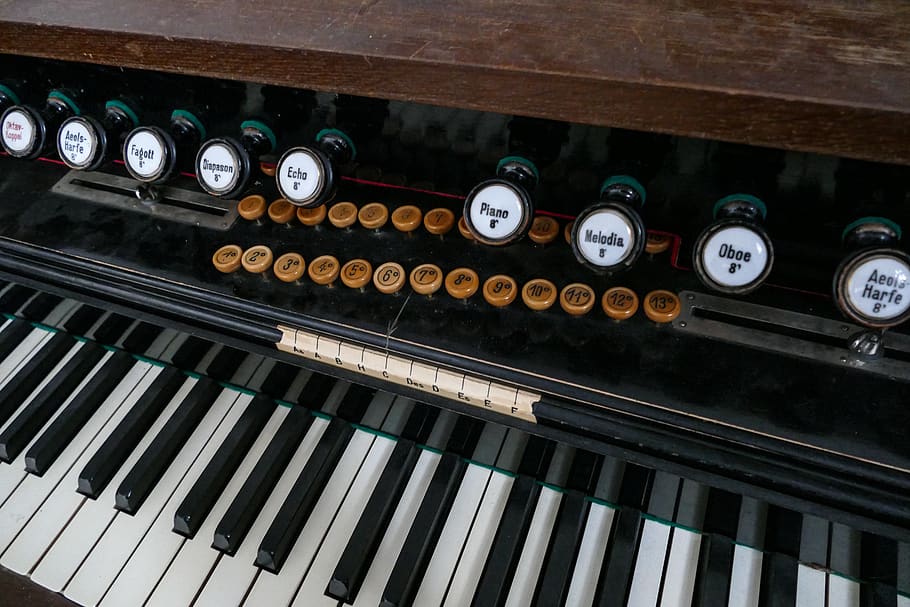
(845, 255), (910, 321)
(57, 119), (95, 168)
(575, 208), (635, 267)
(124, 129), (166, 179)
(468, 183), (525, 242)
(2, 108), (36, 155)
(197, 141), (240, 194)
(701, 226), (770, 288)
(277, 148), (323, 204)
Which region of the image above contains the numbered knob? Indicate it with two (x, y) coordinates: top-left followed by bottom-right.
(196, 120), (276, 198)
(833, 218), (910, 329)
(693, 195), (773, 295)
(570, 176), (647, 273)
(463, 156), (537, 246)
(57, 100), (139, 171)
(275, 128), (356, 207)
(1, 90), (79, 159)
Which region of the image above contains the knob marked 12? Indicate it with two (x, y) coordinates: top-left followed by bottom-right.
(570, 175), (647, 273)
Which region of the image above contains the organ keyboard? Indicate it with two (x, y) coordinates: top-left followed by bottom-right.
(1, 2), (910, 605)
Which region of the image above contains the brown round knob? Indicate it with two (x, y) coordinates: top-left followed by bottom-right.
(601, 286), (639, 320)
(297, 205), (326, 226)
(391, 205), (423, 233)
(237, 195), (267, 221)
(445, 268), (479, 300)
(328, 202), (358, 228)
(560, 283), (596, 316)
(529, 216), (559, 245)
(260, 162), (277, 177)
(358, 202), (389, 230)
(645, 232), (672, 255)
(373, 262), (406, 294)
(241, 245), (273, 274)
(308, 254), (341, 285)
(425, 208), (455, 235)
(268, 198), (296, 224)
(457, 216), (475, 240)
(564, 220), (574, 244)
(409, 263), (444, 296)
(522, 278), (558, 311)
(483, 275), (518, 307)
(273, 253), (306, 283)
(643, 290), (681, 323)
(212, 244), (243, 273)
(340, 259), (373, 289)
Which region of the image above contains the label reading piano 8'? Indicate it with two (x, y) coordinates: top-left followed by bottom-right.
(124, 129), (165, 179)
(574, 208), (635, 267)
(2, 108), (36, 155)
(845, 255), (910, 320)
(197, 142), (240, 194)
(468, 183), (525, 241)
(701, 226), (769, 288)
(57, 119), (95, 168)
(277, 148), (323, 204)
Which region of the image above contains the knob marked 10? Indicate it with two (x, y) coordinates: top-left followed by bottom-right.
(693, 194), (774, 295)
(463, 156), (538, 246)
(275, 128), (356, 207)
(195, 120), (277, 198)
(1, 90), (80, 159)
(834, 218), (910, 329)
(570, 175), (647, 273)
(57, 99), (139, 171)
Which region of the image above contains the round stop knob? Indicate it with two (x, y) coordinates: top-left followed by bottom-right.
(570, 176), (647, 273)
(195, 137), (250, 198)
(275, 146), (332, 207)
(463, 156), (537, 246)
(123, 126), (176, 183)
(693, 195), (773, 295)
(1, 105), (42, 158)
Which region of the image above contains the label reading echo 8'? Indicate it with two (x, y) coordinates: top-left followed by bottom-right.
(2, 109), (35, 153)
(278, 149), (322, 202)
(125, 130), (165, 178)
(575, 208), (634, 267)
(58, 120), (95, 167)
(198, 142), (239, 193)
(846, 256), (910, 320)
(469, 183), (525, 240)
(702, 226), (769, 287)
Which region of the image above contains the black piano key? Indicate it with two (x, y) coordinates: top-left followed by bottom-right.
(89, 313), (134, 345)
(0, 331), (74, 427)
(446, 415), (485, 458)
(169, 335), (213, 370)
(616, 463), (654, 510)
(758, 552), (798, 607)
(203, 345), (246, 382)
(471, 474), (540, 607)
(18, 292), (63, 322)
(62, 305), (105, 335)
(399, 403), (438, 444)
(533, 490), (591, 606)
(516, 435), (556, 480)
(763, 505), (803, 558)
(861, 533), (899, 607)
(255, 416), (353, 573)
(327, 438), (420, 602)
(77, 365), (185, 498)
(692, 533), (735, 607)
(0, 285), (37, 314)
(335, 384), (378, 422)
(380, 451), (466, 607)
(173, 394), (275, 538)
(213, 404), (315, 555)
(861, 584), (898, 607)
(115, 377), (221, 514)
(0, 341), (106, 462)
(0, 317), (33, 363)
(119, 322), (163, 355)
(290, 371), (335, 408)
(24, 351), (134, 476)
(258, 362), (301, 401)
(701, 488), (742, 537)
(594, 506), (644, 607)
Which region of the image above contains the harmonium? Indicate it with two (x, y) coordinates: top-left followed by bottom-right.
(0, 2), (908, 606)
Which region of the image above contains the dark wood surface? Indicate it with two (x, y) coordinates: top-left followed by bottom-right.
(1, 2), (910, 162)
(0, 566), (75, 606)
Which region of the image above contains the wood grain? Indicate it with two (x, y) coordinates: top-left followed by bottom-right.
(0, 566), (75, 606)
(1, 1), (909, 164)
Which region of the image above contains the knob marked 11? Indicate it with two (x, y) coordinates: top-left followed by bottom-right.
(693, 194), (774, 295)
(463, 156), (537, 246)
(570, 175), (647, 273)
(275, 128), (356, 207)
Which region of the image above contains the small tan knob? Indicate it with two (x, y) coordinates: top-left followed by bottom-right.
(297, 205), (327, 226)
(522, 279), (558, 311)
(268, 199), (296, 224)
(601, 287), (639, 320)
(358, 202), (389, 230)
(643, 290), (681, 323)
(457, 216), (475, 240)
(391, 205), (423, 233)
(425, 208), (455, 235)
(238, 195), (267, 221)
(308, 255), (341, 285)
(373, 262), (407, 294)
(410, 264), (444, 296)
(340, 259), (373, 289)
(445, 268), (480, 300)
(241, 245), (273, 274)
(482, 275), (518, 307)
(645, 232), (671, 254)
(529, 216), (559, 245)
(560, 283), (596, 316)
(273, 253), (306, 283)
(212, 245), (243, 273)
(328, 202), (358, 228)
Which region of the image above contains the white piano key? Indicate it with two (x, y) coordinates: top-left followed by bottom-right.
(291, 434), (397, 607)
(98, 392), (254, 607)
(627, 519), (672, 607)
(0, 328), (51, 390)
(29, 375), (196, 592)
(1, 363), (159, 573)
(565, 502), (616, 607)
(795, 564), (827, 607)
(660, 527), (703, 607)
(414, 463), (492, 606)
(899, 596), (910, 607)
(145, 404), (291, 607)
(827, 573), (860, 607)
(193, 417), (330, 607)
(504, 485), (562, 607)
(353, 448), (440, 607)
(443, 470), (514, 607)
(244, 428), (376, 607)
(63, 382), (237, 607)
(728, 544), (763, 607)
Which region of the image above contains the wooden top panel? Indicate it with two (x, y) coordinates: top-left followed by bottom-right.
(2, 1), (910, 164)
